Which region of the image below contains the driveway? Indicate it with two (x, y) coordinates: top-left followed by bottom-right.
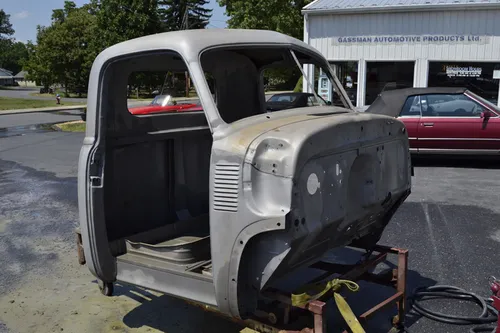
(0, 111), (499, 332)
(0, 111), (82, 129)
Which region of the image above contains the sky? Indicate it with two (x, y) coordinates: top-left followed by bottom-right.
(1, 0), (229, 43)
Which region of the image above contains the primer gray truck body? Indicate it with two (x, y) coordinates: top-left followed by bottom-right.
(78, 29), (411, 319)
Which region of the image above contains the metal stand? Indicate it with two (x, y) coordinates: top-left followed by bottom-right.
(255, 245), (409, 333)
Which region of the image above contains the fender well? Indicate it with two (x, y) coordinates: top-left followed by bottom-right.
(227, 219), (288, 318)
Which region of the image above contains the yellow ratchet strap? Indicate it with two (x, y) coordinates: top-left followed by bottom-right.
(291, 278), (366, 333)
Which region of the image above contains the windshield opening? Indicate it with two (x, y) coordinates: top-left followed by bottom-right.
(466, 90), (500, 114)
(200, 46), (352, 123)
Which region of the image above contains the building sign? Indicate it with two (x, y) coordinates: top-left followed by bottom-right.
(445, 65), (482, 78)
(333, 35), (488, 45)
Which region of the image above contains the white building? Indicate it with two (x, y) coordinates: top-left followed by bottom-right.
(14, 71), (37, 87)
(302, 0), (500, 108)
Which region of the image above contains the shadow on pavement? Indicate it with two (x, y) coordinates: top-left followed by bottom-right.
(116, 283), (244, 333)
(412, 156), (500, 169)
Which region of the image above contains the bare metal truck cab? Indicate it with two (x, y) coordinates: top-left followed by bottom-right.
(78, 29), (411, 319)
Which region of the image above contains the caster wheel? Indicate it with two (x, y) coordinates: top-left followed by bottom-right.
(98, 280), (114, 296)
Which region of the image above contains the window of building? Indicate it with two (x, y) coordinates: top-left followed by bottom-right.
(428, 62), (500, 104)
(365, 61), (415, 105)
(330, 61), (358, 105)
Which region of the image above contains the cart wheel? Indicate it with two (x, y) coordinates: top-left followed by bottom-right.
(98, 280), (114, 296)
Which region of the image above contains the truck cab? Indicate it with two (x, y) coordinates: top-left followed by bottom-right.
(78, 29), (411, 320)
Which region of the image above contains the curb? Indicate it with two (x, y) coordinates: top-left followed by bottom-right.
(0, 105), (86, 116)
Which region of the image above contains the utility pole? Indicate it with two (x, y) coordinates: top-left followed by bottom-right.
(183, 4), (190, 97)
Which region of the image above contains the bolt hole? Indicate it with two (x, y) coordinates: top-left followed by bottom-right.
(239, 240), (243, 245)
(277, 223), (281, 227)
(272, 163), (276, 168)
(301, 218), (306, 225)
(266, 116), (270, 119)
(361, 126), (364, 131)
(294, 219), (299, 227)
(232, 278), (235, 282)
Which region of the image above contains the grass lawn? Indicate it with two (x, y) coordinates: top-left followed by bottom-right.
(0, 97), (81, 111)
(53, 120), (86, 132)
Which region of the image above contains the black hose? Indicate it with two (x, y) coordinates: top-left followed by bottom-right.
(409, 285), (497, 333)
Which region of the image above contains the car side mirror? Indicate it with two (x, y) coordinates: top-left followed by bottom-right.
(481, 110), (492, 119)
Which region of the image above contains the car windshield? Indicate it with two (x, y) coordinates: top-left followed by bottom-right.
(268, 94), (298, 103)
(466, 90), (500, 113)
(150, 95), (175, 106)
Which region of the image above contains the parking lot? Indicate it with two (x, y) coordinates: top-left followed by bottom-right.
(0, 112), (499, 333)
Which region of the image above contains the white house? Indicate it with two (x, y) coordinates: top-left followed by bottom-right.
(14, 71), (37, 87)
(0, 68), (14, 86)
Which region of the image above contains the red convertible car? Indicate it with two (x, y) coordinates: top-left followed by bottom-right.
(367, 87), (500, 156)
(128, 94), (202, 115)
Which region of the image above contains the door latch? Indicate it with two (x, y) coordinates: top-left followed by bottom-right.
(90, 176), (102, 187)
(89, 150), (103, 188)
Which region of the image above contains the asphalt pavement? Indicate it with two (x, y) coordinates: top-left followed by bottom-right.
(0, 111), (82, 129)
(0, 110), (499, 333)
(0, 87), (87, 103)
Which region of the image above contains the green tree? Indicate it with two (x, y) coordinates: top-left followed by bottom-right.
(217, 0), (311, 91)
(91, 0), (163, 48)
(24, 35), (55, 88)
(0, 41), (28, 74)
(158, 0), (212, 30)
(0, 9), (14, 38)
(0, 10), (27, 75)
(24, 2), (99, 96)
(217, 0), (311, 40)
